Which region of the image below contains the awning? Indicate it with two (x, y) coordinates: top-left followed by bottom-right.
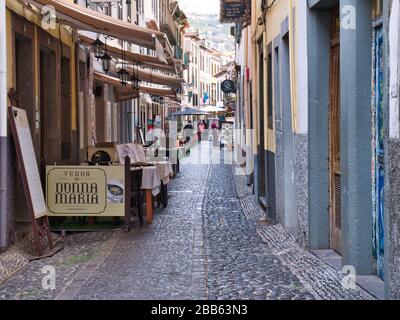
(125, 65), (185, 88)
(24, 0), (165, 49)
(164, 98), (181, 109)
(93, 72), (176, 98)
(78, 34), (174, 71)
(140, 85), (176, 98)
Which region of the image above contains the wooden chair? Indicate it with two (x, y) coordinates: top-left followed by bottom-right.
(125, 156), (144, 227)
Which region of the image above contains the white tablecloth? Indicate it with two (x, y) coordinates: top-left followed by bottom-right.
(152, 161), (174, 185)
(132, 166), (161, 196)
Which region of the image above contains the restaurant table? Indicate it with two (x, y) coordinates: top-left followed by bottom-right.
(131, 166), (161, 224)
(158, 147), (184, 175)
(151, 161), (174, 208)
(152, 161), (174, 185)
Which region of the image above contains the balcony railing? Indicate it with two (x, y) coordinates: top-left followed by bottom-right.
(174, 45), (183, 60)
(160, 8), (178, 45)
(183, 52), (190, 66)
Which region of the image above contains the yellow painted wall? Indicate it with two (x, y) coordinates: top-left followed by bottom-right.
(6, 0), (77, 132)
(251, 0), (263, 155)
(251, 0), (299, 154)
(6, 9), (14, 89)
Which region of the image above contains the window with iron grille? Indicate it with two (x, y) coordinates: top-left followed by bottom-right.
(104, 2), (111, 16)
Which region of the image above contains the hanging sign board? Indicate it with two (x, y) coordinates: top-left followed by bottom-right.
(221, 79), (236, 93)
(46, 166), (125, 217)
(220, 0), (251, 24)
(8, 107), (53, 256)
(114, 86), (139, 103)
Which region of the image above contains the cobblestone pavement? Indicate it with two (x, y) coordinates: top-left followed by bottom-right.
(0, 142), (374, 300)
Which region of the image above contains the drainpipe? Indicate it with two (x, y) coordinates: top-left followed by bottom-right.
(0, 0), (8, 251)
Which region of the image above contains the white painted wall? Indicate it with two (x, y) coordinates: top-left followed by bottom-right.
(296, 0), (308, 134)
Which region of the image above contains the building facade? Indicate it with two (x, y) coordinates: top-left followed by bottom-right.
(226, 0), (400, 299)
(183, 33), (226, 108)
(0, 0), (187, 252)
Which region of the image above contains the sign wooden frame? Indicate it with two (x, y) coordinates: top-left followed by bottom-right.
(8, 106), (53, 256)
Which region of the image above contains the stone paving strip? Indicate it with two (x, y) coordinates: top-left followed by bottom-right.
(203, 162), (314, 300)
(0, 232), (115, 299)
(233, 167), (375, 300)
(0, 247), (30, 286)
(55, 231), (122, 300)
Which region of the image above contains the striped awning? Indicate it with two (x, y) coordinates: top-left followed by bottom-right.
(23, 0), (165, 49)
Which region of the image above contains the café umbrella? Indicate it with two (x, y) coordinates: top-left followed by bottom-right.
(199, 105), (226, 113)
(171, 108), (208, 116)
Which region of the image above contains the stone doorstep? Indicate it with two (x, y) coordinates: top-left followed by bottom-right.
(312, 249), (385, 300)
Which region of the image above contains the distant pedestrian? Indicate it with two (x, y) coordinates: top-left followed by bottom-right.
(198, 121), (205, 142)
(183, 120), (194, 144)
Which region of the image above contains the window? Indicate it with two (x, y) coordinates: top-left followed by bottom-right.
(104, 2), (112, 16)
(118, 2), (123, 20)
(127, 2), (132, 22)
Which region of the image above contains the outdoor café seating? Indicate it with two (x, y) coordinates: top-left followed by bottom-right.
(115, 142), (174, 224)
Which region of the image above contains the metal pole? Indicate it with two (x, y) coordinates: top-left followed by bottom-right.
(0, 0), (8, 250)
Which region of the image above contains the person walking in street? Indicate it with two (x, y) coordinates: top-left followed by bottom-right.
(183, 120), (194, 155)
(184, 120), (193, 130)
(201, 120), (207, 141)
(197, 120), (205, 142)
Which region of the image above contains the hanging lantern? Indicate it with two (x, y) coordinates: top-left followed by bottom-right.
(118, 40), (129, 86)
(101, 52), (112, 73)
(131, 75), (140, 91)
(118, 68), (129, 86)
(101, 37), (112, 73)
(131, 62), (140, 91)
(92, 36), (104, 60)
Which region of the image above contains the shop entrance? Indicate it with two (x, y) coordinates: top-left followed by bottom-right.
(14, 29), (35, 224)
(329, 6), (342, 254)
(40, 48), (59, 169)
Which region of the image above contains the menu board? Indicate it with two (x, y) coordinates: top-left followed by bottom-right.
(116, 143), (147, 165)
(10, 107), (47, 219)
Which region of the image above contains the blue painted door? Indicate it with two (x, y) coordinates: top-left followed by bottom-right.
(373, 25), (385, 279)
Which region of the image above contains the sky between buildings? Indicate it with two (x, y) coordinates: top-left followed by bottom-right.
(179, 0), (219, 15)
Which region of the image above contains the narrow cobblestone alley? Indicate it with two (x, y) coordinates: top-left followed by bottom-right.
(0, 143), (374, 300)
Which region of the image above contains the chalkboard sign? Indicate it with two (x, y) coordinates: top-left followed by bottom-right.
(8, 106), (53, 256)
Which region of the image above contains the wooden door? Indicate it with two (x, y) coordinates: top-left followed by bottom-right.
(40, 49), (60, 168)
(329, 6), (342, 254)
